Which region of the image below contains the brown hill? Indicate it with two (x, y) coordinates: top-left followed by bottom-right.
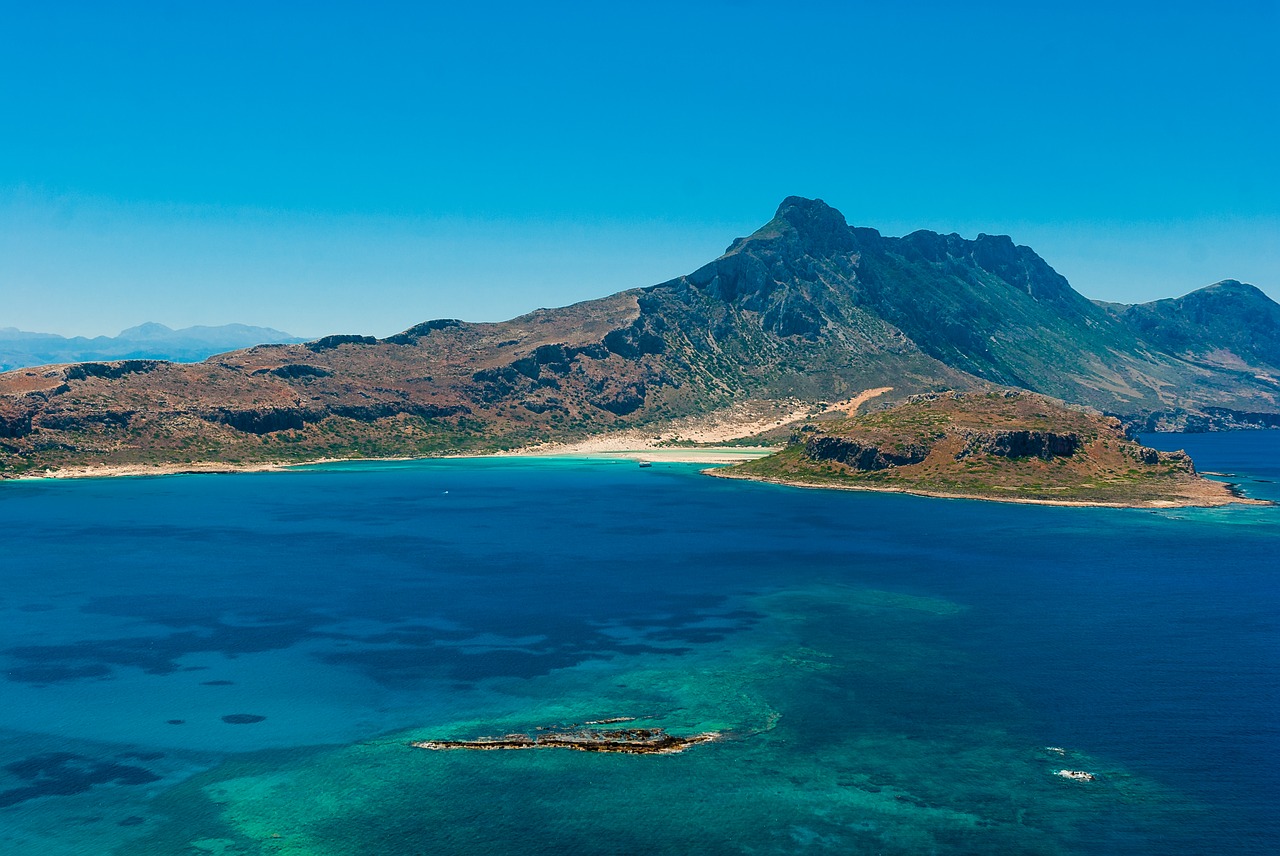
(716, 391), (1254, 507)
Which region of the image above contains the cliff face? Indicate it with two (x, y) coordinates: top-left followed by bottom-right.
(1, 197), (1277, 475)
(956, 430), (1082, 460)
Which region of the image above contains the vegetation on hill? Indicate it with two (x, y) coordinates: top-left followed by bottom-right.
(718, 391), (1252, 507)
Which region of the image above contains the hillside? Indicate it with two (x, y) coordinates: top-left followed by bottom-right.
(1, 197), (1278, 477)
(1096, 282), (1280, 429)
(717, 391), (1253, 507)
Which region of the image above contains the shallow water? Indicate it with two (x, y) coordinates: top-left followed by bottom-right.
(0, 435), (1276, 854)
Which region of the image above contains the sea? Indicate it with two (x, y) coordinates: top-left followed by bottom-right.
(0, 432), (1276, 855)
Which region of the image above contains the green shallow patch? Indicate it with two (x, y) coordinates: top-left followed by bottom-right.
(122, 585), (1194, 856)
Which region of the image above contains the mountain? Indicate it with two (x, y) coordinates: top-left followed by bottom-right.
(1, 197), (1278, 476)
(0, 323), (305, 371)
(1099, 281), (1280, 373)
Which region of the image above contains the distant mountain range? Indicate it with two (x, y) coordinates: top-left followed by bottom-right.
(1, 197), (1277, 475)
(0, 322), (305, 371)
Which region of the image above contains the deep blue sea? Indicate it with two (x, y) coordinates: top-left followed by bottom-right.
(1, 433), (1277, 855)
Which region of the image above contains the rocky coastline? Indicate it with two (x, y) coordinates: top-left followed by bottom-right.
(412, 722), (720, 755)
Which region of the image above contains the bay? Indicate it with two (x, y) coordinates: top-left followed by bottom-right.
(0, 434), (1276, 854)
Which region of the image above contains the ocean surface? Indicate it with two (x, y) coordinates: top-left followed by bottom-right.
(0, 433), (1276, 855)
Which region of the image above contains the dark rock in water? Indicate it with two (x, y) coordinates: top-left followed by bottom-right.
(413, 722), (719, 755)
(201, 679), (234, 686)
(221, 713), (266, 724)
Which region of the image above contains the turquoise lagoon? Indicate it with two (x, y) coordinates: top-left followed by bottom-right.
(0, 433), (1277, 854)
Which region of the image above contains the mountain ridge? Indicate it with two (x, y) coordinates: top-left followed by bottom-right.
(0, 322), (305, 371)
(1, 197), (1277, 476)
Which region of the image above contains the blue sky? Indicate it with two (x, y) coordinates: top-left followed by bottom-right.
(2, 1), (1276, 337)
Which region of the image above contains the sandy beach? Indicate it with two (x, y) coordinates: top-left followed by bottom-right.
(516, 445), (777, 464)
(12, 445), (778, 481)
(17, 461), (294, 480)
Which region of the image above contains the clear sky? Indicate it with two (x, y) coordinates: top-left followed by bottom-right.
(2, 1), (1276, 338)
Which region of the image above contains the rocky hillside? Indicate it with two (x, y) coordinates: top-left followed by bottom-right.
(1, 197), (1278, 476)
(718, 391), (1248, 507)
(1096, 281), (1280, 429)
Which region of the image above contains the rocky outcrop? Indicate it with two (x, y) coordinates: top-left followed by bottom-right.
(381, 318), (464, 345)
(805, 436), (930, 471)
(412, 723), (719, 755)
(306, 334), (378, 352)
(958, 430), (1080, 459)
(35, 410), (136, 431)
(512, 343), (577, 379)
(203, 407), (316, 434)
(0, 409), (33, 438)
(520, 397), (568, 414)
(1126, 445), (1195, 472)
(603, 315), (667, 358)
(327, 402), (469, 421)
(805, 424), (1080, 471)
(587, 379), (647, 416)
(64, 360), (165, 381)
(263, 364), (332, 379)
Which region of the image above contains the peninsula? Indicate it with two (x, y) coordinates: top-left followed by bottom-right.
(714, 391), (1259, 508)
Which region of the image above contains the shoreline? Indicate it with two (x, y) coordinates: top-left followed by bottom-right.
(15, 454), (1266, 510)
(704, 468), (1270, 509)
(8, 445), (779, 482)
(504, 445), (778, 465)
(8, 447), (1270, 511)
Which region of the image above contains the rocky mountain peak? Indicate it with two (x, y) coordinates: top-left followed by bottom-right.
(1199, 279), (1264, 299)
(768, 196), (857, 257)
(773, 195), (844, 224)
(1162, 279), (1272, 308)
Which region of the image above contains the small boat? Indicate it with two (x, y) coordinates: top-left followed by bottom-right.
(638, 461), (652, 468)
(1055, 769), (1095, 781)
